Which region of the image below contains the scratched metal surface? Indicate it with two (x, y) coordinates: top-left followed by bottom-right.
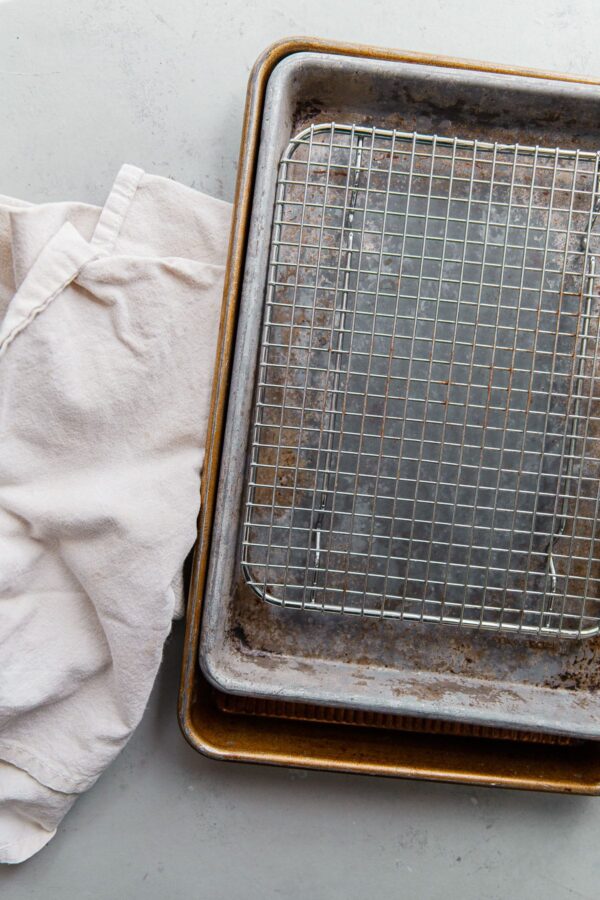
(200, 52), (600, 737)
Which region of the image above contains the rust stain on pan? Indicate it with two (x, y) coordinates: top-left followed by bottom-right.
(214, 689), (577, 745)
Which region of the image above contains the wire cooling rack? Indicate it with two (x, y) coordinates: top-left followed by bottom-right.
(242, 124), (600, 637)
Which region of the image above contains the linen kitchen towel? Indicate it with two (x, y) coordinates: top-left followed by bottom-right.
(0, 166), (231, 863)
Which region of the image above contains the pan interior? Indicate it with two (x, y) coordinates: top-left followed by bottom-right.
(242, 124), (600, 638)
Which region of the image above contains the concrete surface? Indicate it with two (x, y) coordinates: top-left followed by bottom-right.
(1, 0), (600, 897)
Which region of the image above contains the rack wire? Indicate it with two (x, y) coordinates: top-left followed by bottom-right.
(241, 124), (600, 637)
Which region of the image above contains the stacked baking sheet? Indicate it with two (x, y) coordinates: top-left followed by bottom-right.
(180, 41), (600, 790)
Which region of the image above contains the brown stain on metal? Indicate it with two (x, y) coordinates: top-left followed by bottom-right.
(214, 689), (576, 745)
(227, 580), (600, 693)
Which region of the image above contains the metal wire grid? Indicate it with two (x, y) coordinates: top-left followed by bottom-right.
(241, 123), (600, 637)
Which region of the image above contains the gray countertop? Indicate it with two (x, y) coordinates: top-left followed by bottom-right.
(1, 1), (600, 897)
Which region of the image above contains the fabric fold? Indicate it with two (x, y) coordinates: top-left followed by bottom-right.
(0, 167), (231, 863)
(0, 222), (99, 354)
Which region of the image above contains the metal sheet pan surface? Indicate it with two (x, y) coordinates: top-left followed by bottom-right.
(198, 45), (600, 739)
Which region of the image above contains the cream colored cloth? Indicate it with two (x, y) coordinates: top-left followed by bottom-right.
(0, 166), (231, 863)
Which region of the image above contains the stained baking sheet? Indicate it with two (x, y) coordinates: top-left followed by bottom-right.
(200, 50), (600, 738)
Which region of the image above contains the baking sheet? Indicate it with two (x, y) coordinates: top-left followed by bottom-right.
(200, 49), (600, 738)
